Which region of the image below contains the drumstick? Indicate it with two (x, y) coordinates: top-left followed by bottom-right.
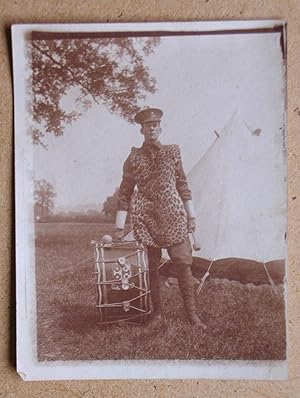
(191, 232), (201, 251)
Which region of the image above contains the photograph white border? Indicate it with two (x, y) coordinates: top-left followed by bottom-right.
(12, 20), (288, 381)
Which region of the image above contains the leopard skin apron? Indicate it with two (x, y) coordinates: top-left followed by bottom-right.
(130, 144), (188, 248)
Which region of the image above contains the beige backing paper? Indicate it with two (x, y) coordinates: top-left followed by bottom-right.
(0, 0), (299, 396)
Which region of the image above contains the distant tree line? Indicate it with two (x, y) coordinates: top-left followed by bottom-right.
(39, 210), (110, 223)
(34, 180), (131, 223)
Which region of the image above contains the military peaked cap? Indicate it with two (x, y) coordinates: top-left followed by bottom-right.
(134, 108), (163, 124)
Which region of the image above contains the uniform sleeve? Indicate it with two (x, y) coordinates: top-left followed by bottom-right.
(176, 148), (192, 202)
(117, 153), (136, 211)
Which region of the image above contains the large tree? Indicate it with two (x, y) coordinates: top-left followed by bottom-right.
(101, 187), (120, 221)
(34, 179), (56, 219)
(29, 32), (160, 146)
(101, 187), (134, 222)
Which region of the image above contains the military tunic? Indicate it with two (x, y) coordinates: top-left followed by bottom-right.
(118, 141), (192, 248)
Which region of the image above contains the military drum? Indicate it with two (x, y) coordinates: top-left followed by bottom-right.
(91, 237), (151, 325)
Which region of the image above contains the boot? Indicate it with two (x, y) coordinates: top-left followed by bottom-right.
(147, 269), (166, 328)
(178, 266), (206, 329)
(149, 268), (161, 312)
(147, 310), (166, 329)
(147, 246), (162, 312)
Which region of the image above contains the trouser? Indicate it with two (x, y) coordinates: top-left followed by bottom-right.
(147, 238), (198, 320)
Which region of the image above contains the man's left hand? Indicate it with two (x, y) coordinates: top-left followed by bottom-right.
(187, 217), (196, 233)
(114, 229), (125, 241)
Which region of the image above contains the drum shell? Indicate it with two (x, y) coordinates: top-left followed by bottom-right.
(95, 242), (151, 325)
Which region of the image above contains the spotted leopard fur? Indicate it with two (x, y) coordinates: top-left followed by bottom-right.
(130, 144), (188, 248)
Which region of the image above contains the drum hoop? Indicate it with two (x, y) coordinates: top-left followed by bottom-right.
(96, 290), (149, 308)
(95, 249), (144, 264)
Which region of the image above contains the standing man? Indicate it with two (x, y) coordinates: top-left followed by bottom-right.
(115, 108), (206, 328)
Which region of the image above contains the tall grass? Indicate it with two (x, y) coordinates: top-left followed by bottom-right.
(35, 223), (286, 361)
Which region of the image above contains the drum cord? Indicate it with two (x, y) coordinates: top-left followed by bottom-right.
(60, 256), (95, 273)
(63, 245), (141, 272)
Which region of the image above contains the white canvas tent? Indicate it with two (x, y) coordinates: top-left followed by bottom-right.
(124, 111), (287, 268)
(188, 111), (287, 263)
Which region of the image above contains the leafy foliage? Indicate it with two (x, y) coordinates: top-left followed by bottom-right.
(101, 187), (133, 222)
(29, 34), (160, 146)
(34, 179), (56, 218)
(101, 187), (119, 220)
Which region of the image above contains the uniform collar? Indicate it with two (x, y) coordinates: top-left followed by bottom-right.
(142, 141), (162, 151)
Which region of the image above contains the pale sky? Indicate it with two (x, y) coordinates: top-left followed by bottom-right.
(33, 32), (284, 211)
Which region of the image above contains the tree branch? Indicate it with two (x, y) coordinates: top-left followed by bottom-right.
(32, 42), (102, 105)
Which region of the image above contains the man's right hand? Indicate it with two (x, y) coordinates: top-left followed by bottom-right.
(114, 229), (124, 241)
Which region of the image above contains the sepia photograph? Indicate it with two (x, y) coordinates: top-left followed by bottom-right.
(12, 20), (287, 380)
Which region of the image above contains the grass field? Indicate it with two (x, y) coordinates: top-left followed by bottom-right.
(35, 222), (286, 361)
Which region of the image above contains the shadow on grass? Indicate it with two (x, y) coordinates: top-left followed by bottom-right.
(57, 304), (101, 333)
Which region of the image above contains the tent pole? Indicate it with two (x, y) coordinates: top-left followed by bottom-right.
(262, 262), (276, 289)
(196, 259), (214, 296)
